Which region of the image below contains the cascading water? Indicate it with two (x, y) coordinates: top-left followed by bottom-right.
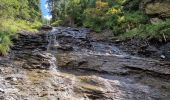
(0, 27), (169, 100)
(47, 27), (60, 52)
(46, 27), (60, 71)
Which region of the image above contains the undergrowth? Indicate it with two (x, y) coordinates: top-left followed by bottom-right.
(0, 18), (42, 55)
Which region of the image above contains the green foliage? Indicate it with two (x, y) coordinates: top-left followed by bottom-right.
(123, 0), (141, 11)
(28, 0), (41, 21)
(0, 32), (12, 55)
(120, 20), (170, 40)
(0, 0), (42, 55)
(47, 0), (96, 25)
(82, 0), (126, 32)
(48, 0), (170, 42)
(124, 11), (148, 25)
(83, 8), (107, 32)
(51, 20), (62, 26)
(112, 11), (148, 35)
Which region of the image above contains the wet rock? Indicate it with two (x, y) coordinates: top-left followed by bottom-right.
(138, 45), (159, 57)
(57, 53), (87, 68)
(5, 77), (17, 81)
(21, 52), (52, 69)
(160, 55), (166, 59)
(160, 43), (170, 59)
(57, 45), (74, 51)
(88, 29), (114, 42)
(146, 45), (158, 52)
(41, 25), (52, 30)
(12, 33), (48, 51)
(0, 88), (4, 93)
(0, 27), (170, 99)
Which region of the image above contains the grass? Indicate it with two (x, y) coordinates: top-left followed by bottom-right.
(0, 18), (42, 55)
(0, 32), (12, 55)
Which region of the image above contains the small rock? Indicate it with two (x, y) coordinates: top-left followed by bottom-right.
(58, 45), (73, 51)
(161, 55), (166, 59)
(5, 77), (17, 81)
(41, 25), (52, 30)
(150, 18), (162, 24)
(0, 88), (4, 93)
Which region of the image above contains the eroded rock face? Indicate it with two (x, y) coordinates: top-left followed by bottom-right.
(0, 27), (170, 100)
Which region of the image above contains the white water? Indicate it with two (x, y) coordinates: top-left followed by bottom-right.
(47, 28), (60, 52)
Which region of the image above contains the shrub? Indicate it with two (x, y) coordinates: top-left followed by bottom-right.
(51, 20), (62, 26)
(119, 19), (170, 40)
(83, 8), (107, 32)
(0, 32), (12, 55)
(0, 18), (42, 55)
(111, 11), (148, 35)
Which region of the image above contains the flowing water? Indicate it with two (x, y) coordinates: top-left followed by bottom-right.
(0, 27), (170, 100)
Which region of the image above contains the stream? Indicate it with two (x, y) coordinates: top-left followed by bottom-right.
(0, 27), (170, 100)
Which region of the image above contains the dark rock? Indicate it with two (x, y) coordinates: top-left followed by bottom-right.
(57, 45), (74, 51)
(0, 27), (170, 99)
(12, 33), (48, 51)
(41, 25), (52, 30)
(160, 43), (170, 59)
(0, 88), (4, 93)
(21, 52), (52, 70)
(123, 0), (141, 11)
(146, 46), (158, 52)
(139, 45), (159, 57)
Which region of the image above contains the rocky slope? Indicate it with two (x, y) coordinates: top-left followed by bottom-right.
(0, 27), (170, 100)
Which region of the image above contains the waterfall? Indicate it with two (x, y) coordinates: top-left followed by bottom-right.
(47, 27), (60, 52)
(46, 27), (60, 70)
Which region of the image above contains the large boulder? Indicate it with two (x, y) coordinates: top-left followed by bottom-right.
(142, 0), (170, 18)
(124, 0), (170, 18)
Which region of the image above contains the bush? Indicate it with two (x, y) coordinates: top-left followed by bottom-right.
(111, 11), (148, 35)
(82, 1), (124, 32)
(51, 20), (62, 26)
(0, 18), (42, 55)
(119, 20), (170, 40)
(83, 8), (107, 32)
(0, 32), (12, 55)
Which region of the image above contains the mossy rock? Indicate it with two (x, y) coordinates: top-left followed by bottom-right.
(144, 0), (170, 18)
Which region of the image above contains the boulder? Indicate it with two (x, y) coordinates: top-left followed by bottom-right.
(142, 0), (170, 18)
(40, 25), (52, 30)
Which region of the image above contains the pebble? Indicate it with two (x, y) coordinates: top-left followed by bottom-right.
(0, 88), (4, 93)
(161, 55), (166, 59)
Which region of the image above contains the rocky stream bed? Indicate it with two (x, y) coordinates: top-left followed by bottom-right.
(0, 27), (170, 100)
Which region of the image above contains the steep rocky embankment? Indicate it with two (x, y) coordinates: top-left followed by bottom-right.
(121, 0), (170, 59)
(0, 27), (170, 100)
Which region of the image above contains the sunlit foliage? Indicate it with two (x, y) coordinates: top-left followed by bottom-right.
(0, 0), (42, 55)
(47, 0), (170, 41)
